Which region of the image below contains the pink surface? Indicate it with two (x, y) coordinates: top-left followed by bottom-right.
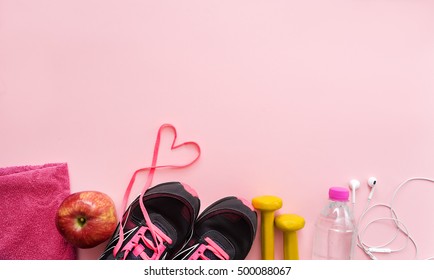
(1, 1), (434, 260)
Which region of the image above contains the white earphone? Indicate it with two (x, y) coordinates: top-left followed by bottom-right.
(349, 177), (376, 204)
(367, 176), (377, 200)
(349, 179), (360, 204)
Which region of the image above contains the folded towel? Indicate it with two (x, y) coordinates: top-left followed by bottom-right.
(0, 163), (76, 260)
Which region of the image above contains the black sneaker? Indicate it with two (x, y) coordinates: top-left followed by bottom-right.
(174, 196), (257, 260)
(99, 181), (200, 260)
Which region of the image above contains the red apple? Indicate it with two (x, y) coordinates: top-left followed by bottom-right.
(55, 191), (118, 249)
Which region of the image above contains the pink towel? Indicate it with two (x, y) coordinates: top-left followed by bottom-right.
(0, 163), (76, 260)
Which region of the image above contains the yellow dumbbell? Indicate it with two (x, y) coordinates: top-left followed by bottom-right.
(275, 214), (305, 260)
(252, 195), (283, 260)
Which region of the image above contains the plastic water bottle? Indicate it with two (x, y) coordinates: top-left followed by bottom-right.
(312, 187), (356, 260)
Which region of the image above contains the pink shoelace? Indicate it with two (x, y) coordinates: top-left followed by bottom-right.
(118, 225), (172, 260)
(187, 237), (230, 260)
(113, 124), (201, 259)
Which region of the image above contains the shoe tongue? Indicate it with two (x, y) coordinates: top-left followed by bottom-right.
(201, 230), (235, 259)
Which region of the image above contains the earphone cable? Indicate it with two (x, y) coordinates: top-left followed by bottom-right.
(356, 177), (434, 260)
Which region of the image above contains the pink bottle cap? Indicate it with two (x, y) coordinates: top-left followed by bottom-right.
(329, 187), (349, 201)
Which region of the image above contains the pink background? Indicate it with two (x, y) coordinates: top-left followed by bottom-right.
(1, 1), (434, 260)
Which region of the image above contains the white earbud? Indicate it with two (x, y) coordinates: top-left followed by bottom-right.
(349, 179), (360, 204)
(367, 177), (377, 200)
